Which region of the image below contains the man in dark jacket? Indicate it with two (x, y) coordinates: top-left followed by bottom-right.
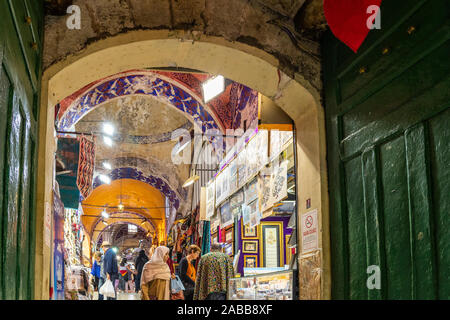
(134, 248), (149, 293)
(102, 241), (118, 300)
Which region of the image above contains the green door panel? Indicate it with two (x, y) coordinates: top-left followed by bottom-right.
(428, 108), (450, 299)
(0, 0), (42, 300)
(0, 64), (11, 301)
(323, 0), (449, 299)
(3, 94), (24, 300)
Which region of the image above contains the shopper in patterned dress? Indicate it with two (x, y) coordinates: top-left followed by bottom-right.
(193, 243), (234, 300)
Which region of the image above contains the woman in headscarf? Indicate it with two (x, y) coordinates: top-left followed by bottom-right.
(140, 246), (171, 300)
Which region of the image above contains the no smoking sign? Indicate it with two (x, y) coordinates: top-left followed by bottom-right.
(301, 209), (318, 253)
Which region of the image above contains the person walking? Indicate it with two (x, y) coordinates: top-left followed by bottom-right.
(140, 246), (171, 300)
(134, 248), (149, 293)
(193, 243), (234, 300)
(102, 241), (119, 300)
(90, 252), (102, 295)
(118, 258), (128, 293)
(178, 244), (201, 300)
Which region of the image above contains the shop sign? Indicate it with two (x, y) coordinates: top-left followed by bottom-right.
(301, 209), (318, 253)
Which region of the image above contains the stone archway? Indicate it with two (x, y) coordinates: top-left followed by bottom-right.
(37, 30), (329, 300)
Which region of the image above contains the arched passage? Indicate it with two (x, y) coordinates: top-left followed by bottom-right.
(37, 30), (329, 300)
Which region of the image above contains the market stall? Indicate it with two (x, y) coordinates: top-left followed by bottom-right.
(201, 127), (299, 300)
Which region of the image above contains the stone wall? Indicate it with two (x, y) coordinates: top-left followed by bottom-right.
(44, 0), (325, 93)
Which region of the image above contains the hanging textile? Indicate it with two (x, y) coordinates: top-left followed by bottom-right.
(201, 221), (211, 255)
(76, 135), (96, 199)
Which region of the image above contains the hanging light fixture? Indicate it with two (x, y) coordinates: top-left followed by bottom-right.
(103, 161), (112, 170)
(99, 174), (111, 184)
(182, 174), (200, 188)
(101, 209), (109, 219)
(102, 220), (108, 226)
(118, 203), (124, 211)
(103, 123), (115, 136)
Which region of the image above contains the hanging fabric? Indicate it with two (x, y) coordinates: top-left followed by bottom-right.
(201, 221), (211, 255)
(76, 135), (96, 199)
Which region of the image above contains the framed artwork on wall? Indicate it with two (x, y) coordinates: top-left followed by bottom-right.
(245, 177), (258, 204)
(248, 199), (261, 228)
(220, 201), (233, 228)
(237, 147), (247, 189)
(242, 203), (251, 226)
(244, 255), (258, 268)
(206, 179), (216, 219)
(241, 219), (258, 238)
(215, 173), (223, 208)
(261, 222), (283, 268)
(225, 226), (234, 243)
(230, 190), (244, 219)
(229, 158), (238, 194)
(211, 232), (219, 246)
(270, 160), (288, 205)
(242, 240), (258, 253)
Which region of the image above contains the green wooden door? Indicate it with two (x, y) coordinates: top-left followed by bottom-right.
(0, 0), (43, 300)
(323, 0), (449, 299)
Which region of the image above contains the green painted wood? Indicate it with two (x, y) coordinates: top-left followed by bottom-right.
(3, 94), (24, 300)
(0, 0), (43, 300)
(428, 108), (450, 299)
(405, 123), (437, 299)
(0, 56), (11, 302)
(323, 0), (450, 299)
(361, 148), (386, 300)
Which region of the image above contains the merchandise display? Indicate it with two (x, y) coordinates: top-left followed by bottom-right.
(228, 270), (296, 300)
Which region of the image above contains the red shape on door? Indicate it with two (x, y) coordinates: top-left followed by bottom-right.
(323, 0), (382, 53)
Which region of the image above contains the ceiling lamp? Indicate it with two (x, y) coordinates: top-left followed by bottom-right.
(103, 135), (113, 147)
(202, 75), (225, 103)
(102, 220), (108, 226)
(118, 203), (124, 211)
(101, 209), (109, 219)
(99, 174), (111, 184)
(103, 123), (115, 136)
(103, 161), (112, 170)
(182, 175), (200, 188)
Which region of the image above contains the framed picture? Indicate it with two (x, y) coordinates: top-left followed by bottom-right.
(223, 242), (233, 257)
(241, 219), (258, 238)
(261, 222), (283, 268)
(225, 226), (234, 243)
(221, 165), (230, 204)
(259, 170), (273, 212)
(237, 147), (247, 188)
(245, 177), (258, 204)
(270, 160), (288, 205)
(248, 199), (261, 228)
(242, 240), (258, 253)
(220, 201), (233, 228)
(230, 190), (244, 219)
(244, 255), (258, 268)
(206, 179), (216, 218)
(215, 173), (223, 208)
(229, 158), (238, 194)
(211, 232), (219, 246)
(256, 129), (269, 171)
